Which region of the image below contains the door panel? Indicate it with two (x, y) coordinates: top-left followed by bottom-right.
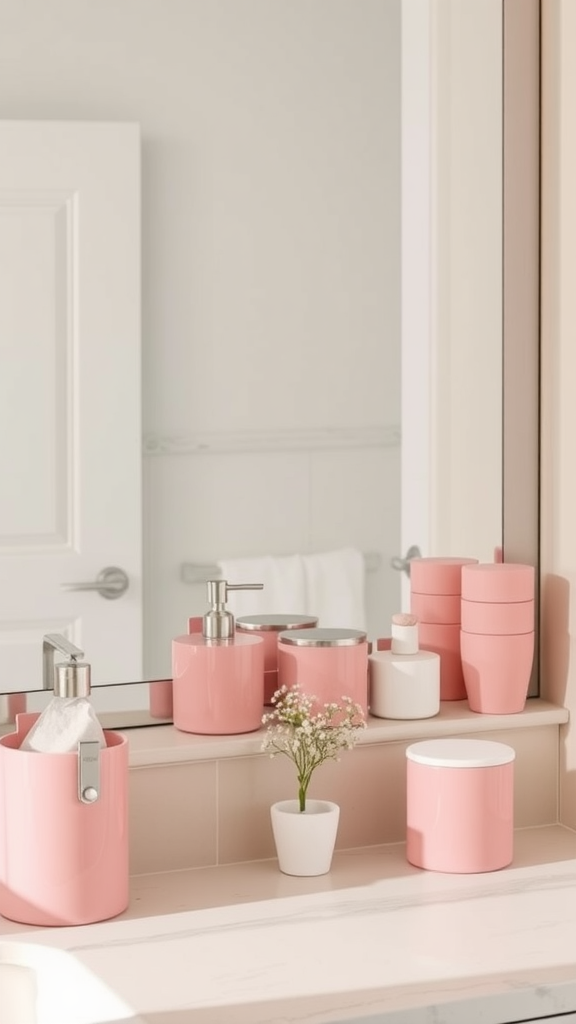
(0, 121), (142, 690)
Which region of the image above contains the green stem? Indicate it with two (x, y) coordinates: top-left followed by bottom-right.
(298, 782), (307, 812)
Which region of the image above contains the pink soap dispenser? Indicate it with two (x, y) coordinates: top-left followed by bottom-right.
(172, 579), (265, 735)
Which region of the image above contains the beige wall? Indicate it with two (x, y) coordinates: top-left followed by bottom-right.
(541, 0), (576, 829)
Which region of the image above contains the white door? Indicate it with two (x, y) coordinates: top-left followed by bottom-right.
(0, 120), (142, 691)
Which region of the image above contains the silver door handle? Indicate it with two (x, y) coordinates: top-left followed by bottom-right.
(390, 545), (422, 578)
(61, 566), (129, 600)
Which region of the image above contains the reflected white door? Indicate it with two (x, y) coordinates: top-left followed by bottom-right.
(0, 121), (142, 690)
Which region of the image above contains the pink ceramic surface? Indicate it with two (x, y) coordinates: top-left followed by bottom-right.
(461, 599), (534, 635)
(418, 621), (466, 701)
(172, 634), (264, 734)
(409, 557), (478, 596)
(406, 739), (514, 873)
(264, 669), (279, 705)
(0, 713), (128, 927)
(237, 625), (280, 672)
(461, 630), (534, 714)
(236, 616), (318, 704)
(410, 591), (462, 625)
(148, 679), (173, 719)
(277, 632), (368, 716)
(461, 562), (535, 603)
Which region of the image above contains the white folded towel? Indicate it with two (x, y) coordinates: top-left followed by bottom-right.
(218, 547), (366, 631)
(217, 554), (307, 618)
(302, 547), (366, 631)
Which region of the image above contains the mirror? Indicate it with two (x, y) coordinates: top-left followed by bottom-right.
(0, 0), (539, 730)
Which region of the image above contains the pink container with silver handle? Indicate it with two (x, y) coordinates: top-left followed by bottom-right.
(0, 712), (129, 927)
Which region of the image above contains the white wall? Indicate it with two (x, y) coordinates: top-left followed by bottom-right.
(0, 0), (403, 675)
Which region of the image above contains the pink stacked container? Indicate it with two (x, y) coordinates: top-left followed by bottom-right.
(410, 557), (478, 700)
(460, 562), (535, 714)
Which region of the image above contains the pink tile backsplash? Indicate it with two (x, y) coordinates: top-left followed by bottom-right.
(128, 726), (558, 874)
(129, 761), (217, 875)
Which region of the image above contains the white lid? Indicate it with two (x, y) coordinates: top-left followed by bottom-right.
(406, 738), (516, 768)
(391, 612), (418, 655)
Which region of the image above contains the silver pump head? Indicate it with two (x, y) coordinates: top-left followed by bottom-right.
(42, 633), (91, 698)
(202, 579), (264, 640)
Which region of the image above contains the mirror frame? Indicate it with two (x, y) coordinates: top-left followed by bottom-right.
(0, 0), (542, 727)
(501, 0), (541, 693)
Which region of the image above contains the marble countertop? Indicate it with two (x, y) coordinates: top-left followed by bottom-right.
(2, 825), (576, 1024)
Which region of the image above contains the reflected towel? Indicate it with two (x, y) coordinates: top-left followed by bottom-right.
(217, 554), (306, 618)
(302, 547), (366, 631)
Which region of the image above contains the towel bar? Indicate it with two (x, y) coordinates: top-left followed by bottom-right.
(181, 552), (382, 585)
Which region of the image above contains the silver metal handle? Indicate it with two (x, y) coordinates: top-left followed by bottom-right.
(78, 740), (101, 804)
(62, 566), (129, 600)
(390, 545), (422, 578)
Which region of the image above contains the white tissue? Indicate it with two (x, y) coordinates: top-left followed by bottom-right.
(20, 697), (106, 753)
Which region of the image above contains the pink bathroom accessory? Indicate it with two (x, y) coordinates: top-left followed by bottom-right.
(173, 632), (264, 734)
(460, 562), (535, 714)
(460, 598), (534, 634)
(406, 737), (515, 873)
(410, 556), (478, 702)
(409, 556), (478, 595)
(410, 592), (462, 625)
(172, 582), (265, 735)
(0, 712), (129, 927)
(236, 614), (318, 704)
(461, 562), (535, 603)
(277, 627), (368, 716)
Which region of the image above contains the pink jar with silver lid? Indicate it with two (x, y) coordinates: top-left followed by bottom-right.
(277, 627), (368, 716)
(236, 614), (318, 704)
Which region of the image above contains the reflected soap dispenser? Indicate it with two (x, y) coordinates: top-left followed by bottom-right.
(172, 579), (265, 735)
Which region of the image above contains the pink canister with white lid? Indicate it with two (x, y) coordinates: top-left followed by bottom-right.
(406, 737), (515, 873)
(277, 627), (368, 716)
(0, 712), (129, 927)
(236, 614), (318, 704)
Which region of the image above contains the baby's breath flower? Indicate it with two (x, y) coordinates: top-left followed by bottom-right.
(261, 684), (366, 812)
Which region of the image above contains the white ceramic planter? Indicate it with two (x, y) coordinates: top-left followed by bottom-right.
(270, 799), (340, 876)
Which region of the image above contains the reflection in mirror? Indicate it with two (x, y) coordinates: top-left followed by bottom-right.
(0, 0), (539, 730)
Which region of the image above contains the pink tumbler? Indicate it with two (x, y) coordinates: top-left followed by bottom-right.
(0, 712), (129, 927)
(460, 562), (535, 714)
